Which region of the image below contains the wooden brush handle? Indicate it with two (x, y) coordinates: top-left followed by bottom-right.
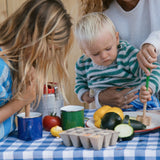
(89, 89), (94, 98)
(25, 104), (30, 117)
(143, 102), (147, 118)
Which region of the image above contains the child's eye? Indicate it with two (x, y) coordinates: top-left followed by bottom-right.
(93, 53), (99, 56)
(105, 47), (111, 51)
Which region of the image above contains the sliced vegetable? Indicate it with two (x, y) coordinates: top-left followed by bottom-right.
(101, 112), (122, 130)
(114, 124), (134, 141)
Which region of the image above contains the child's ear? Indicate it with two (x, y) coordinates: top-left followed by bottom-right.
(83, 52), (89, 58)
(116, 32), (119, 45)
(81, 48), (88, 57)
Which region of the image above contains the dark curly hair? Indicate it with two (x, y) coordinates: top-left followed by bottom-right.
(102, 0), (114, 10)
(80, 0), (114, 14)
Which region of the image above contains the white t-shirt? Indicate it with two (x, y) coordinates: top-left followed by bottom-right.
(103, 0), (160, 54)
(95, 0), (160, 108)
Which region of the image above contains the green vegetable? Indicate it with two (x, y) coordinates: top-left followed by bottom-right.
(123, 115), (146, 130)
(93, 106), (124, 128)
(114, 123), (134, 141)
(122, 115), (130, 124)
(130, 119), (146, 130)
(101, 112), (122, 130)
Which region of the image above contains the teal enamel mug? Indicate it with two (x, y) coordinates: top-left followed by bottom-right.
(61, 105), (84, 130)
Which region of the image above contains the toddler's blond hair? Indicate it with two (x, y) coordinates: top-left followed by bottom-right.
(75, 12), (116, 46)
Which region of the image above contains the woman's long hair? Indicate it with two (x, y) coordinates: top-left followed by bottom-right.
(0, 0), (73, 108)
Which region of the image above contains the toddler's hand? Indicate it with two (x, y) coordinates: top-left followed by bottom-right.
(82, 91), (95, 103)
(139, 86), (152, 103)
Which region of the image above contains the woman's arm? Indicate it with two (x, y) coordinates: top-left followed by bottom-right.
(0, 67), (36, 123)
(0, 82), (36, 123)
(142, 31), (160, 55)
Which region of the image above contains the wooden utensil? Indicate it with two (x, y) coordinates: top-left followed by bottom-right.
(89, 89), (96, 109)
(19, 56), (30, 118)
(25, 104), (30, 117)
(136, 72), (151, 126)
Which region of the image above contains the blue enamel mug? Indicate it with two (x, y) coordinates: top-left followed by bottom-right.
(17, 112), (42, 141)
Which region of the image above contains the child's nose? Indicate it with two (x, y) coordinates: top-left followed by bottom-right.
(101, 51), (107, 59)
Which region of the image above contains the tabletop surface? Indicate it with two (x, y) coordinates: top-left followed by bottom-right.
(1, 109), (160, 160)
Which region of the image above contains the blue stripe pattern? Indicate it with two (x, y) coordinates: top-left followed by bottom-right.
(0, 50), (15, 141)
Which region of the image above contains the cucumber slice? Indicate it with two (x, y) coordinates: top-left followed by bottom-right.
(114, 124), (134, 141)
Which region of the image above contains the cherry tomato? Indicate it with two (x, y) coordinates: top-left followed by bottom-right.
(43, 114), (61, 131)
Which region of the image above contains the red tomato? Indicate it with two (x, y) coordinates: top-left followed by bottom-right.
(43, 114), (61, 131)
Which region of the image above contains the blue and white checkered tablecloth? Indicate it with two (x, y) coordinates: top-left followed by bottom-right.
(0, 109), (160, 160)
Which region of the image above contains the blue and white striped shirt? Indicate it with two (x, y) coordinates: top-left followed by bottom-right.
(0, 48), (16, 141)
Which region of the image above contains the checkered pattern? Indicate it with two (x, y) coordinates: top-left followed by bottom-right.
(0, 109), (160, 160)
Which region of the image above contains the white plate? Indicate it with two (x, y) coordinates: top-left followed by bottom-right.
(86, 111), (160, 133)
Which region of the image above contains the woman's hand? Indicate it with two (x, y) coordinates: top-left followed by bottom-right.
(82, 91), (95, 103)
(0, 67), (37, 123)
(139, 86), (152, 103)
(137, 43), (157, 76)
(98, 87), (138, 109)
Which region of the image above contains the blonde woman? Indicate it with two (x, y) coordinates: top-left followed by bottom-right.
(0, 0), (72, 140)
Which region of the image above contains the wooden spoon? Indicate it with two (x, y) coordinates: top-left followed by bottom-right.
(25, 104), (30, 117)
